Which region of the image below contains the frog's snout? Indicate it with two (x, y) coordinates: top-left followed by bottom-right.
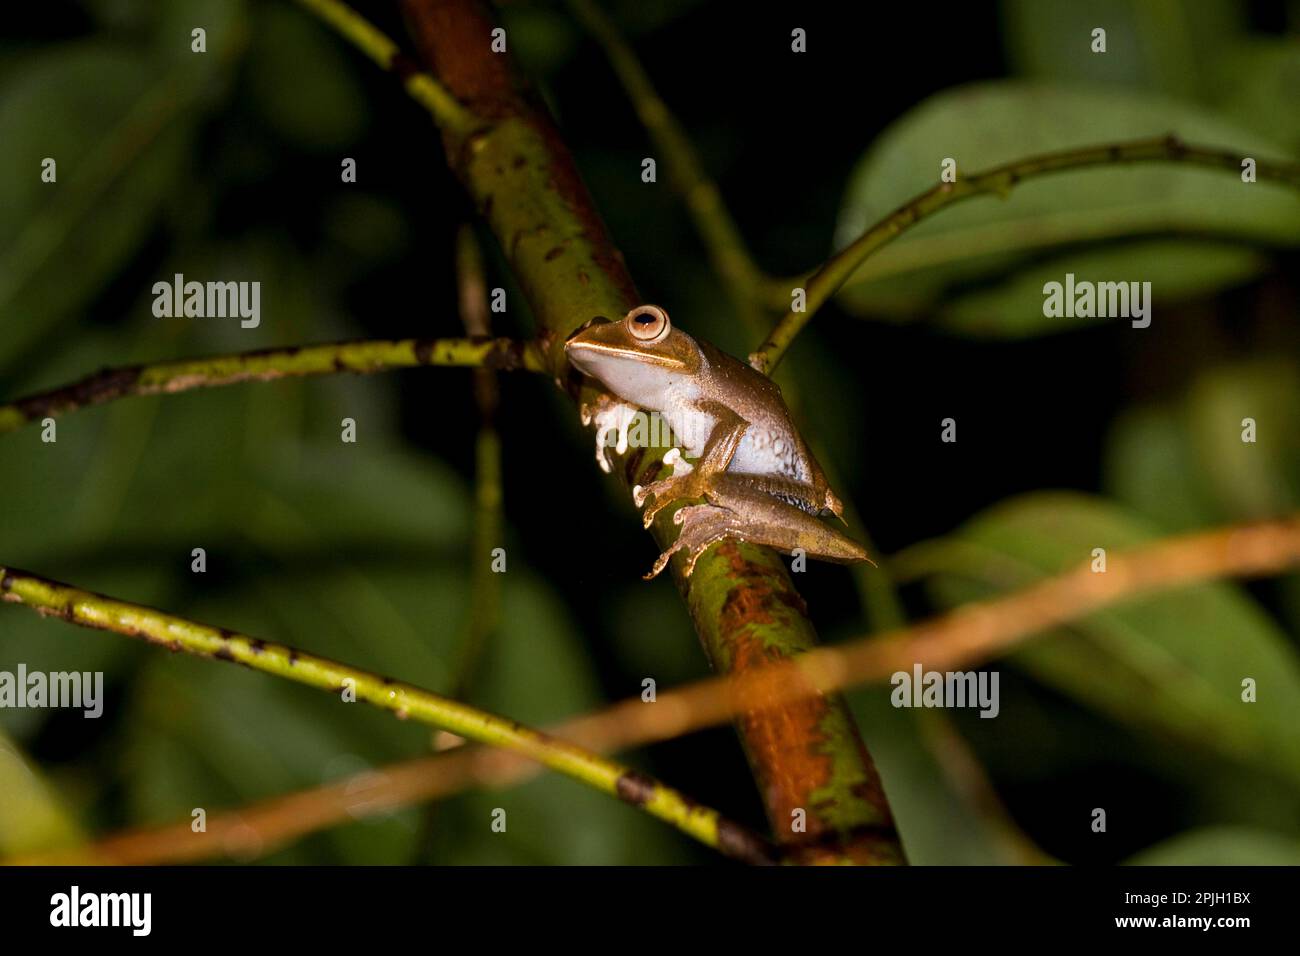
(564, 316), (610, 348)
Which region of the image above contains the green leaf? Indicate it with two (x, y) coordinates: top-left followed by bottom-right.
(1105, 359), (1300, 638)
(0, 731), (83, 855)
(939, 239), (1262, 337)
(0, 43), (207, 369)
(247, 4), (367, 150)
(1104, 403), (1221, 533)
(124, 654), (427, 864)
(1186, 359), (1300, 519)
(1127, 826), (1300, 865)
(909, 493), (1300, 786)
(848, 688), (1053, 865)
(1209, 39), (1300, 157)
(1001, 0), (1247, 102)
(1105, 360), (1300, 628)
(429, 575), (696, 864)
(834, 82), (1300, 336)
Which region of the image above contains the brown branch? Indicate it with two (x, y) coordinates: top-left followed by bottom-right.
(22, 512), (1296, 866)
(396, 0), (901, 863)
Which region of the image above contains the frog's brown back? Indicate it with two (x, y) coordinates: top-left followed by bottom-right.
(698, 340), (840, 515)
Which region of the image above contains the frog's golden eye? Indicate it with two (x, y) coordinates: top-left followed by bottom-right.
(626, 305), (670, 343)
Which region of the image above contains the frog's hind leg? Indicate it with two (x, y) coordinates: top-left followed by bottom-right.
(636, 411), (747, 525)
(643, 503), (739, 580)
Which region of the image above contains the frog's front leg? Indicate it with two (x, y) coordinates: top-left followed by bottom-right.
(634, 405), (746, 526)
(580, 391), (640, 473)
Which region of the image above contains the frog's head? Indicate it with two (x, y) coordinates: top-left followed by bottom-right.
(564, 305), (702, 405)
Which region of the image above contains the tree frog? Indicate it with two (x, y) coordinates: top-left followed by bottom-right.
(565, 305), (871, 579)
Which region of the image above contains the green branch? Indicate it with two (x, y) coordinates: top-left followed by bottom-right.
(0, 337), (544, 434)
(749, 136), (1300, 374)
(0, 565), (775, 865)
(400, 0), (903, 865)
(565, 0), (767, 334)
(290, 0), (478, 133)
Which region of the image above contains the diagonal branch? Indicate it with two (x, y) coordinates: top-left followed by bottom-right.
(20, 511), (1299, 865)
(398, 0), (902, 864)
(0, 336), (544, 434)
(749, 136), (1300, 374)
(0, 565), (774, 864)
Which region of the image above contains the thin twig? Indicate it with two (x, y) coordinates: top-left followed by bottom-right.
(565, 0), (768, 334)
(19, 512), (1300, 866)
(410, 228), (505, 856)
(0, 337), (544, 434)
(749, 136), (1300, 373)
(291, 0), (478, 133)
(0, 567), (775, 865)
(449, 227), (503, 697)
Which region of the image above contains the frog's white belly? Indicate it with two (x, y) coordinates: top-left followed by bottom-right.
(659, 406), (809, 483)
(730, 426), (810, 482)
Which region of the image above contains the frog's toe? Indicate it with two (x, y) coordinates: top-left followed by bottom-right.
(632, 482), (654, 509)
(642, 474), (711, 522)
(594, 443), (613, 474)
(643, 541), (682, 580)
(640, 487), (679, 526)
(647, 504), (739, 579)
(679, 523), (738, 577)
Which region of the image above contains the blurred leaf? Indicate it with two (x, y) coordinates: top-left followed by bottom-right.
(608, 584), (706, 687)
(0, 41), (214, 369)
(1104, 403), (1219, 533)
(1001, 0), (1246, 102)
(1187, 359), (1300, 519)
(834, 82), (1300, 335)
(1105, 359), (1300, 638)
(1127, 825), (1300, 865)
(0, 731), (83, 855)
(119, 426), (475, 862)
(84, 0), (247, 57)
(1209, 39), (1300, 157)
(500, 4), (581, 81)
(1105, 359), (1299, 608)
(849, 688), (1049, 864)
(909, 493), (1300, 786)
(247, 4), (367, 150)
(320, 193), (411, 276)
(125, 655), (426, 864)
(606, 0), (707, 35)
(939, 239), (1262, 337)
(149, 0), (248, 66)
(1108, 357), (1296, 494)
(430, 575), (694, 864)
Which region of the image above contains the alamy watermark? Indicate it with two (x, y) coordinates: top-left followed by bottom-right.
(50, 886), (151, 936)
(0, 664), (103, 718)
(891, 664), (999, 718)
(1042, 273), (1151, 328)
(152, 273), (261, 328)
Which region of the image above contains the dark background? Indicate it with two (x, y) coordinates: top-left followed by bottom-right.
(1, 0), (1299, 865)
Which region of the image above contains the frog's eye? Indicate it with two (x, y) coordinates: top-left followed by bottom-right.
(626, 305), (670, 343)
